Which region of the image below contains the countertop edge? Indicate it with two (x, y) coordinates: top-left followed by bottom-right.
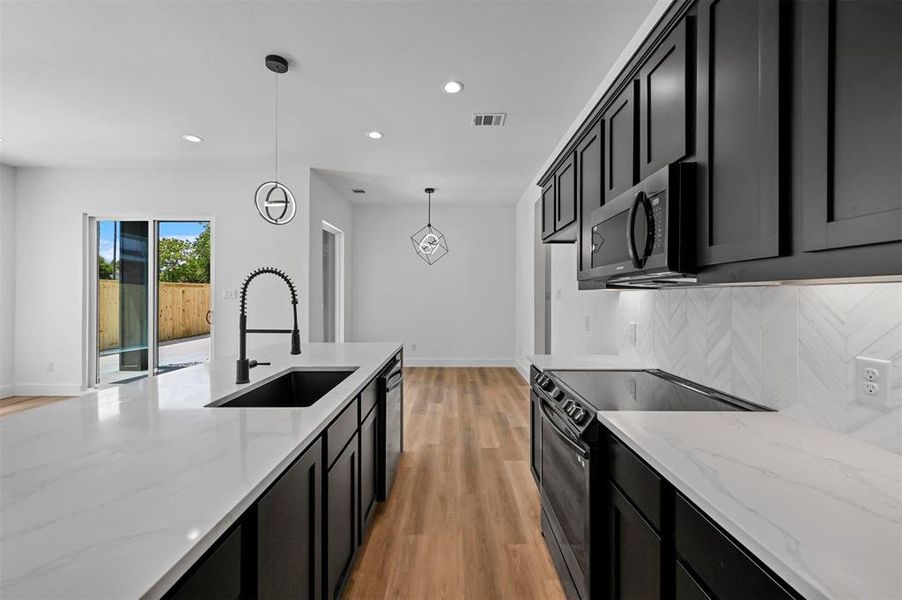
(144, 343), (402, 599)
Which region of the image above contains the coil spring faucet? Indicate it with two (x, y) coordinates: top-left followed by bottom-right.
(236, 267), (301, 384)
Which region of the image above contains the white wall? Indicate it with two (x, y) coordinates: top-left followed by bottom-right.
(13, 164), (310, 395)
(308, 169), (353, 342)
(513, 188), (538, 377)
(350, 203), (515, 366)
(0, 164), (16, 398)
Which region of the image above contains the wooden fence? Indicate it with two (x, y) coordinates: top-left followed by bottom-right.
(99, 280), (211, 351)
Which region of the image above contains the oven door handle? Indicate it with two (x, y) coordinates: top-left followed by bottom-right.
(539, 399), (589, 459)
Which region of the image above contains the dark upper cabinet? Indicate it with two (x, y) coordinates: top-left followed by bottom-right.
(696, 0), (781, 266)
(359, 406), (379, 537)
(327, 432), (359, 600)
(555, 153), (577, 231)
(639, 17), (692, 180)
(576, 118), (604, 277)
(608, 482), (662, 600)
(800, 0), (902, 252)
(168, 525), (244, 600)
(604, 82), (639, 203)
(257, 438), (322, 600)
(541, 179), (556, 240)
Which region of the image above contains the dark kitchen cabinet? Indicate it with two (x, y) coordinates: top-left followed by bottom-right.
(541, 179), (556, 240)
(639, 17), (692, 180)
(257, 438), (322, 600)
(576, 118), (604, 277)
(359, 405), (379, 537)
(675, 493), (795, 600)
(555, 153), (577, 231)
(608, 482), (662, 600)
(603, 82), (639, 203)
(800, 0), (902, 252)
(675, 561), (712, 600)
(168, 525), (244, 600)
(696, 0), (782, 266)
(326, 432), (359, 600)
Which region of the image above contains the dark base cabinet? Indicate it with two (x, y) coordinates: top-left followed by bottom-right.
(257, 438), (322, 600)
(327, 432), (360, 600)
(168, 525), (244, 600)
(608, 482), (662, 600)
(360, 405), (379, 536)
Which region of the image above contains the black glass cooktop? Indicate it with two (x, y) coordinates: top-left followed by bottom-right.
(549, 369), (765, 413)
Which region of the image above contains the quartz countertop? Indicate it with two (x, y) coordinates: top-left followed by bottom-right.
(528, 353), (651, 372)
(599, 411), (902, 600)
(0, 342), (401, 599)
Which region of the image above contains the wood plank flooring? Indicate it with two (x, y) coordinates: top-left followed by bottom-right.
(0, 395), (71, 418)
(345, 367), (565, 600)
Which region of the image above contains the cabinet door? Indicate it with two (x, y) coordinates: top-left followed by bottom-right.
(359, 406), (379, 537)
(327, 432), (359, 599)
(529, 391), (542, 484)
(577, 119), (604, 276)
(696, 0), (781, 266)
(603, 82), (638, 203)
(168, 525), (243, 599)
(639, 17), (691, 180)
(800, 0), (902, 251)
(555, 152), (577, 231)
(675, 561), (712, 600)
(609, 483), (662, 600)
(541, 179), (556, 239)
(257, 438), (322, 600)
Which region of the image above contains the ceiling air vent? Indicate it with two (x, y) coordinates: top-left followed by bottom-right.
(472, 113), (506, 127)
(351, 188), (366, 194)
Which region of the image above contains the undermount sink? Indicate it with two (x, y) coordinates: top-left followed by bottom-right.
(211, 369), (356, 408)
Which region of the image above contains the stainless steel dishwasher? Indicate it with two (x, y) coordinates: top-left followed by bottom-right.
(378, 354), (403, 500)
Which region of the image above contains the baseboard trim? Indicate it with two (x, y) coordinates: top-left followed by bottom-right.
(0, 383), (14, 399)
(14, 383), (83, 397)
(403, 358), (516, 368)
(515, 360), (530, 382)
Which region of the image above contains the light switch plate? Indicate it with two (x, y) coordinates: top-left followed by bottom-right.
(855, 356), (892, 406)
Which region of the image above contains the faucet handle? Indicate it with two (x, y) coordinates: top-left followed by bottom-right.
(248, 360), (271, 369)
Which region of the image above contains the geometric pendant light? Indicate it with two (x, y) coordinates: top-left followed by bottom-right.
(254, 54), (297, 225)
(410, 187), (449, 264)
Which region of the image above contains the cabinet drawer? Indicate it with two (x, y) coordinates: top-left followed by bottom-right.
(607, 435), (662, 531)
(327, 398), (358, 467)
(675, 493), (795, 600)
(359, 377), (378, 422)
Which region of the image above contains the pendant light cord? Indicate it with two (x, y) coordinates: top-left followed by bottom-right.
(274, 72), (279, 184)
(427, 189), (432, 226)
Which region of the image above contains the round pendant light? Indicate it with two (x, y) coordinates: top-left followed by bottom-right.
(255, 54), (296, 225)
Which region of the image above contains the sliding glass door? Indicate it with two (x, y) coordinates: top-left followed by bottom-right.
(93, 218), (212, 386)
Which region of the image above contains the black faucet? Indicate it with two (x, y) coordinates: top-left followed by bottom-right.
(236, 267), (301, 384)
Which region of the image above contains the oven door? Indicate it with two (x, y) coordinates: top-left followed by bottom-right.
(539, 397), (590, 599)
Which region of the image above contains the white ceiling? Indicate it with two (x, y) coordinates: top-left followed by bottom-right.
(0, 0), (655, 204)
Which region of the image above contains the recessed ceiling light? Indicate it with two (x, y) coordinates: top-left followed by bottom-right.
(181, 134), (203, 143)
(367, 131), (384, 140)
(442, 80), (464, 94)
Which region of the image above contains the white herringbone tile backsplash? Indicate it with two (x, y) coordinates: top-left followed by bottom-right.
(616, 283), (902, 454)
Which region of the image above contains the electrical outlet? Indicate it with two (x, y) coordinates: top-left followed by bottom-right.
(584, 315), (590, 331)
(855, 356), (892, 406)
(46, 361), (55, 374)
(627, 322), (637, 345)
(223, 289), (239, 300)
(555, 289), (563, 301)
(411, 343), (418, 352)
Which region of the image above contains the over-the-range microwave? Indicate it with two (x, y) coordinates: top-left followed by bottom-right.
(587, 162), (696, 288)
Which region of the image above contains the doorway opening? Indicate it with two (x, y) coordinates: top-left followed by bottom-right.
(91, 217), (213, 386)
(322, 221), (344, 343)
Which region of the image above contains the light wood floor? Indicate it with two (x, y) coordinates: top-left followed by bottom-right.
(345, 367), (565, 600)
(0, 395), (71, 418)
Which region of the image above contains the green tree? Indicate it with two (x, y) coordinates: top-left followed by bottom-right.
(98, 256), (117, 279)
(158, 223), (211, 283)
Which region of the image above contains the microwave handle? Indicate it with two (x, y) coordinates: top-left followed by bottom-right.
(627, 191), (649, 269)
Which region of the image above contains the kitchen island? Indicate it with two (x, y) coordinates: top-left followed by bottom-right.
(0, 342), (402, 599)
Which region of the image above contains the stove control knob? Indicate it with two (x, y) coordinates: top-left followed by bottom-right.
(538, 376), (555, 392)
(551, 388), (566, 402)
(573, 409), (587, 424)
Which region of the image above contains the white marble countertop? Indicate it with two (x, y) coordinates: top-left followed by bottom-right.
(528, 353), (652, 372)
(0, 342), (401, 599)
(599, 411), (902, 600)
